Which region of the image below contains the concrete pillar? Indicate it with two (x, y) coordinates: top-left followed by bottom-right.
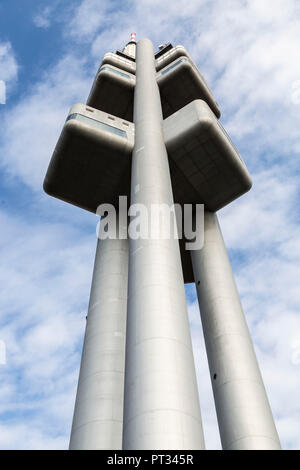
(191, 211), (281, 450)
(69, 229), (129, 450)
(123, 38), (205, 450)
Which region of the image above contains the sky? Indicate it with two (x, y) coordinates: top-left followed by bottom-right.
(0, 0), (300, 450)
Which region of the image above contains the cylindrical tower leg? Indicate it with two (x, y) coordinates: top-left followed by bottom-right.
(123, 38), (205, 450)
(69, 230), (129, 450)
(191, 211), (281, 450)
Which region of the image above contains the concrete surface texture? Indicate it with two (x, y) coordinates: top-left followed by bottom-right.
(69, 228), (129, 450)
(191, 211), (281, 450)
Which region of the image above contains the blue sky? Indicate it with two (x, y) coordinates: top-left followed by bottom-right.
(0, 0), (300, 449)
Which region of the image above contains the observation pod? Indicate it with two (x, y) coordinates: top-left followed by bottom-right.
(155, 44), (192, 71)
(164, 99), (251, 211)
(87, 66), (135, 122)
(43, 104), (134, 213)
(44, 100), (250, 215)
(43, 99), (252, 284)
(158, 58), (220, 119)
(88, 47), (220, 121)
(101, 52), (136, 74)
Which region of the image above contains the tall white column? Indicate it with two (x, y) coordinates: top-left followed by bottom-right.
(69, 229), (129, 450)
(191, 211), (281, 450)
(123, 38), (205, 450)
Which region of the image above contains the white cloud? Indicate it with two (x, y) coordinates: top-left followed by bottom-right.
(0, 42), (18, 86)
(68, 0), (111, 40)
(0, 80), (5, 105)
(0, 424), (67, 450)
(0, 54), (92, 190)
(33, 7), (53, 29)
(32, 2), (65, 30)
(1, 0), (300, 450)
(219, 166), (298, 251)
(186, 1), (300, 161)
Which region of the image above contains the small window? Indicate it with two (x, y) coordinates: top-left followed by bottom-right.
(161, 57), (189, 76)
(66, 113), (127, 139)
(99, 66), (131, 80)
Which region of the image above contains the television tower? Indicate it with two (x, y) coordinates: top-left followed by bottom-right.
(44, 35), (281, 450)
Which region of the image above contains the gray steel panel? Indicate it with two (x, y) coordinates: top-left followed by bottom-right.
(158, 58), (221, 118)
(43, 104), (134, 213)
(164, 99), (252, 211)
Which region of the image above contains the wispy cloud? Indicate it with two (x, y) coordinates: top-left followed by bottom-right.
(0, 55), (92, 189)
(0, 41), (18, 103)
(32, 2), (65, 30)
(68, 0), (112, 41)
(0, 42), (18, 83)
(0, 0), (299, 450)
(0, 207), (96, 449)
(33, 6), (53, 29)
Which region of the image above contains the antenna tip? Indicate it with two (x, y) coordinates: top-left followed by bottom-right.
(131, 32), (136, 42)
